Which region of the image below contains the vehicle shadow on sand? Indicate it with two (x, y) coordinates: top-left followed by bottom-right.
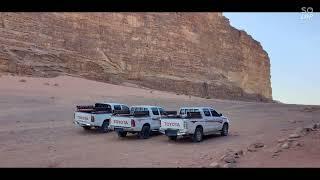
(165, 133), (237, 144)
(114, 131), (163, 141)
(75, 128), (111, 135)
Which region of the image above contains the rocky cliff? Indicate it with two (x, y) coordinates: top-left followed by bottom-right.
(0, 13), (272, 101)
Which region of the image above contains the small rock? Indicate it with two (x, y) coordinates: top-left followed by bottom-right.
(220, 154), (227, 161)
(247, 146), (257, 152)
(273, 148), (282, 154)
(53, 83), (59, 86)
(289, 133), (301, 139)
(289, 120), (296, 123)
(272, 152), (280, 158)
(277, 138), (287, 143)
(299, 126), (315, 135)
(312, 123), (319, 129)
(44, 82), (50, 85)
(295, 127), (303, 133)
(281, 142), (290, 149)
(235, 150), (244, 156)
(304, 125), (315, 131)
(223, 156), (237, 163)
(287, 138), (297, 142)
(295, 126), (312, 135)
(223, 163), (237, 168)
(253, 142), (265, 148)
(19, 79), (26, 83)
(234, 154), (240, 159)
(291, 141), (302, 147)
(248, 142), (264, 152)
(209, 162), (221, 168)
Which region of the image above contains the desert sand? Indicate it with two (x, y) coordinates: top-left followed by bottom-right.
(0, 75), (319, 167)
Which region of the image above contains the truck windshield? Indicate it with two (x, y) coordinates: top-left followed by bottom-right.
(179, 109), (200, 115)
(130, 107), (150, 117)
(131, 107), (148, 112)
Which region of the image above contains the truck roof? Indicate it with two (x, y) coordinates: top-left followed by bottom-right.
(131, 105), (163, 109)
(179, 107), (214, 110)
(97, 102), (127, 106)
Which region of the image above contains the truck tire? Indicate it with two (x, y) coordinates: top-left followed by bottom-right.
(100, 120), (110, 133)
(138, 125), (151, 139)
(168, 136), (177, 141)
(192, 126), (203, 142)
(82, 126), (91, 130)
(221, 123), (229, 136)
(117, 131), (127, 137)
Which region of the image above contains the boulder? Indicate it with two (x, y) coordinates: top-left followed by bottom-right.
(223, 163), (237, 168)
(288, 133), (301, 139)
(291, 141), (303, 147)
(273, 148), (282, 154)
(281, 142), (290, 149)
(209, 162), (221, 168)
(235, 150), (244, 156)
(223, 155), (237, 163)
(247, 142), (265, 152)
(312, 123), (320, 129)
(277, 138), (287, 143)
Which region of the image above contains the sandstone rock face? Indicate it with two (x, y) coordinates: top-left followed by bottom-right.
(0, 13), (272, 101)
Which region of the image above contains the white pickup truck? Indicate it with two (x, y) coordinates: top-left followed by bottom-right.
(109, 105), (165, 139)
(160, 107), (230, 142)
(73, 102), (130, 133)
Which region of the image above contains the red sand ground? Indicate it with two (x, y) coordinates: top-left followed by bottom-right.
(0, 75), (319, 167)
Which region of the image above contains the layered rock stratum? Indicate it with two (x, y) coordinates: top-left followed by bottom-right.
(0, 12), (272, 101)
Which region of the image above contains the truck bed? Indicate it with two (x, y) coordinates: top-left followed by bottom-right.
(76, 104), (112, 114)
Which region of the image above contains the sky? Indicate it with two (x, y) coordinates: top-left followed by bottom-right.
(223, 13), (320, 105)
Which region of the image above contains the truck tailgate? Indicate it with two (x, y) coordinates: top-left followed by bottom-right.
(74, 112), (92, 122)
(161, 118), (185, 130)
(110, 116), (132, 128)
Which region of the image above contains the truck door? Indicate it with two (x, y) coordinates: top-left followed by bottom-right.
(202, 108), (213, 133)
(113, 105), (121, 113)
(210, 109), (223, 131)
(121, 105), (130, 114)
(150, 107), (161, 130)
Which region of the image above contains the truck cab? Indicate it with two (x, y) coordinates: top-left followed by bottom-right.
(160, 107), (229, 142)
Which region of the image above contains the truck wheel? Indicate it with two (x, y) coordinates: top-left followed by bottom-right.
(100, 120), (110, 133)
(83, 126), (91, 130)
(168, 136), (177, 141)
(117, 131), (127, 137)
(221, 123), (229, 136)
(192, 127), (203, 142)
(138, 125), (151, 139)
